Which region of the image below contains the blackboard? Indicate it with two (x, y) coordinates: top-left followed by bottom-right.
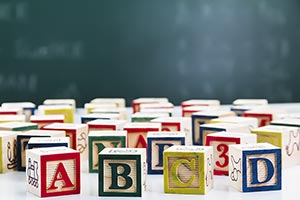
(1, 0), (299, 107)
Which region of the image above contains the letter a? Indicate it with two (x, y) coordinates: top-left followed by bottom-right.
(48, 162), (74, 190)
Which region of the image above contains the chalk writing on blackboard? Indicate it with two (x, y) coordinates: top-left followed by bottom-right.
(0, 73), (37, 92)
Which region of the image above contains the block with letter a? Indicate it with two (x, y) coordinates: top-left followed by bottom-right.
(228, 143), (281, 192)
(26, 147), (80, 197)
(98, 148), (146, 197)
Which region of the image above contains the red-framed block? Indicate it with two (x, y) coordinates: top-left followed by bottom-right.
(123, 122), (161, 148)
(30, 115), (65, 129)
(87, 119), (127, 131)
(205, 132), (257, 175)
(243, 108), (284, 127)
(26, 147), (80, 197)
(1, 102), (36, 122)
(181, 99), (220, 108)
(131, 98), (169, 113)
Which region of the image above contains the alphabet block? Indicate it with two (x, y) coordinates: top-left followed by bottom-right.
(38, 105), (74, 123)
(131, 112), (169, 122)
(84, 103), (118, 114)
(87, 119), (127, 131)
(243, 107), (284, 127)
(26, 147), (80, 197)
(0, 115), (26, 123)
(182, 106), (219, 117)
(147, 131), (185, 174)
(0, 107), (23, 115)
(233, 99), (268, 106)
(151, 117), (192, 145)
(43, 99), (76, 110)
(81, 113), (120, 123)
(90, 98), (126, 108)
(181, 99), (220, 108)
(1, 102), (36, 121)
(17, 130), (66, 171)
(205, 132), (257, 175)
(228, 143), (281, 192)
(251, 125), (300, 168)
(0, 131), (18, 173)
(123, 122), (161, 148)
(98, 148), (147, 197)
(192, 110), (236, 145)
(0, 122), (38, 131)
(131, 98), (169, 113)
(91, 107), (128, 120)
(140, 102), (174, 116)
(163, 145), (213, 194)
(210, 116), (258, 130)
(28, 137), (70, 149)
(197, 123), (250, 145)
(88, 131), (127, 173)
(230, 105), (259, 116)
(30, 115), (65, 129)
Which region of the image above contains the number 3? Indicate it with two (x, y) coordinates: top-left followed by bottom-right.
(216, 144), (229, 168)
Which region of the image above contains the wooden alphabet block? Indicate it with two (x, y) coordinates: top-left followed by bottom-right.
(210, 116), (258, 130)
(192, 110), (236, 145)
(98, 148), (146, 197)
(0, 115), (26, 123)
(43, 99), (76, 110)
(182, 106), (219, 117)
(87, 119), (127, 131)
(147, 131), (185, 174)
(131, 98), (169, 113)
(38, 105), (74, 123)
(131, 112), (169, 123)
(181, 99), (220, 109)
(123, 122), (161, 148)
(84, 103), (118, 114)
(163, 145), (213, 194)
(91, 107), (128, 120)
(30, 115), (65, 129)
(26, 147), (80, 197)
(243, 107), (284, 127)
(28, 137), (70, 149)
(151, 117), (192, 145)
(81, 113), (120, 123)
(197, 123), (250, 145)
(88, 131), (127, 173)
(228, 143), (281, 192)
(0, 122), (38, 131)
(90, 98), (126, 108)
(0, 107), (23, 115)
(1, 102), (36, 121)
(139, 108), (173, 117)
(205, 132), (257, 175)
(140, 102), (174, 116)
(251, 125), (300, 168)
(0, 131), (18, 173)
(17, 130), (66, 171)
(230, 105), (261, 116)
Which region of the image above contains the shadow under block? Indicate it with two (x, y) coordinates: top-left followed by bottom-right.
(38, 105), (74, 123)
(228, 143), (281, 192)
(151, 117), (192, 145)
(28, 137), (70, 149)
(205, 132), (257, 175)
(0, 131), (18, 173)
(26, 147), (80, 197)
(147, 131), (185, 174)
(251, 125), (300, 168)
(197, 123), (250, 146)
(87, 119), (127, 131)
(192, 110), (236, 145)
(98, 148), (146, 197)
(88, 131), (127, 173)
(17, 130), (66, 171)
(163, 145), (213, 195)
(30, 115), (65, 129)
(123, 122), (161, 148)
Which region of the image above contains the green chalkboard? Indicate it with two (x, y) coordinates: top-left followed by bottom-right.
(0, 0), (299, 106)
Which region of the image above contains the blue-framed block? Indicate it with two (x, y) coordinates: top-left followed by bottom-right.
(242, 149), (281, 192)
(147, 137), (185, 174)
(198, 126), (225, 145)
(192, 115), (217, 145)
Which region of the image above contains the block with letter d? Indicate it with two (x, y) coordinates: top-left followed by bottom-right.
(147, 131), (185, 174)
(228, 143), (281, 192)
(88, 131), (127, 173)
(164, 145), (213, 195)
(26, 147), (80, 197)
(98, 148), (147, 197)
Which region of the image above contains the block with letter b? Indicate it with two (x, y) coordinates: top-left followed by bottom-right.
(164, 145), (213, 195)
(228, 143), (281, 192)
(205, 132), (257, 175)
(98, 148), (147, 197)
(147, 131), (185, 174)
(26, 147), (80, 197)
(88, 131), (127, 173)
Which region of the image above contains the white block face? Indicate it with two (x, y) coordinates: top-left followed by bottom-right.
(281, 127), (300, 168)
(1, 132), (18, 173)
(228, 146), (243, 191)
(204, 147), (214, 193)
(26, 151), (41, 197)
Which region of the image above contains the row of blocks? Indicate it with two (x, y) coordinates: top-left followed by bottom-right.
(25, 142), (281, 197)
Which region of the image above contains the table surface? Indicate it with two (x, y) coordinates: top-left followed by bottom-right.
(1, 102), (300, 199)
